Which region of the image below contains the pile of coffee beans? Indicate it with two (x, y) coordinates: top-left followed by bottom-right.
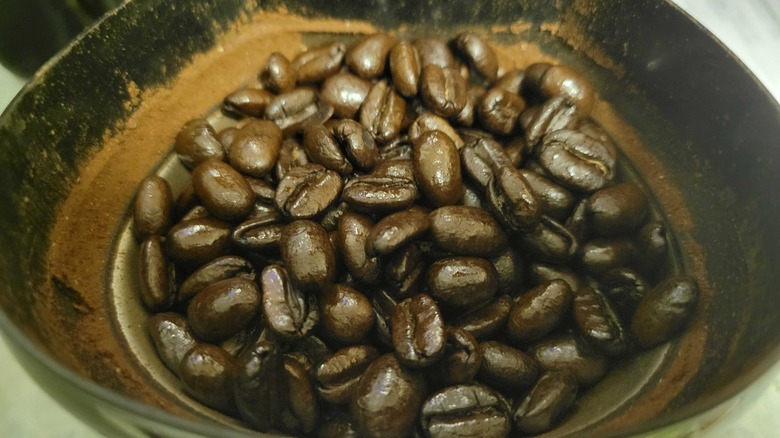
(134, 32), (699, 437)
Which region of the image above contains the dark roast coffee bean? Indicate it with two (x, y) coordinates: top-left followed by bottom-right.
(187, 277), (261, 342)
(342, 175), (417, 213)
(191, 160), (254, 222)
(392, 293), (447, 368)
(507, 280), (573, 344)
(261, 264), (319, 340)
(371, 289), (398, 349)
(320, 72), (372, 119)
(453, 32), (499, 81)
(421, 64), (467, 118)
(292, 42), (346, 84)
(461, 181), (487, 209)
(178, 255), (256, 303)
(378, 135), (414, 161)
(520, 169), (575, 221)
(428, 206), (507, 257)
(174, 118), (225, 169)
(413, 130), (463, 207)
(529, 334), (608, 386)
(366, 208), (430, 257)
(634, 221), (669, 277)
(504, 136), (525, 168)
(279, 357), (319, 435)
(580, 238), (634, 276)
(631, 275), (699, 348)
(319, 201), (350, 232)
(389, 41), (421, 97)
(319, 284), (375, 345)
(409, 113), (465, 150)
(222, 87), (273, 118)
(453, 294), (512, 340)
(455, 83), (486, 127)
(260, 52), (296, 93)
(318, 412), (361, 438)
(524, 95), (579, 149)
(487, 166), (541, 232)
(265, 87), (333, 133)
(372, 158), (416, 181)
(147, 312), (199, 376)
(384, 242), (426, 298)
(337, 212), (381, 284)
(233, 339), (285, 431)
(431, 328), (483, 386)
(217, 126), (238, 150)
(586, 182), (649, 237)
(275, 164), (343, 219)
(351, 353), (427, 438)
(231, 216), (284, 254)
(518, 216), (578, 264)
(138, 237), (175, 311)
(228, 120), (283, 178)
(494, 69), (524, 94)
(288, 335), (332, 372)
(490, 247), (524, 295)
(180, 344), (236, 414)
(280, 220), (336, 291)
(166, 217), (232, 268)
(600, 267), (649, 318)
(421, 384), (511, 438)
(134, 175), (173, 240)
(573, 286), (628, 356)
(303, 124), (353, 176)
(537, 129), (616, 193)
(221, 319), (264, 358)
(460, 133), (512, 188)
(360, 80), (406, 144)
(428, 257), (499, 310)
(346, 33), (396, 79)
(244, 176), (276, 204)
(413, 37), (457, 69)
(327, 118), (379, 171)
(478, 341), (539, 392)
(478, 87), (525, 136)
(316, 345), (379, 404)
(275, 137), (310, 181)
(527, 263), (582, 296)
(513, 371), (578, 435)
(539, 64), (595, 116)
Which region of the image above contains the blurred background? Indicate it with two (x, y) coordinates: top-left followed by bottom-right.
(0, 0), (779, 436)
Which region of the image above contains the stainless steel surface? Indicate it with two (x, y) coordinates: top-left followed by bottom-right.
(0, 0), (778, 435)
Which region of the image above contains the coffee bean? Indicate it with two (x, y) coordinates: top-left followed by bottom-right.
(166, 217), (232, 268)
(430, 328), (483, 386)
(384, 242), (426, 298)
(529, 334), (608, 386)
(579, 238), (634, 276)
(421, 384), (511, 438)
(408, 113), (465, 150)
(366, 208), (430, 257)
(487, 166), (541, 232)
(455, 83), (486, 127)
(359, 80), (406, 143)
(453, 294), (513, 340)
(413, 37), (457, 69)
(320, 72), (371, 119)
(292, 42), (346, 84)
(244, 176), (276, 204)
(138, 237), (175, 311)
(490, 247), (524, 295)
(346, 33), (396, 79)
(342, 175), (417, 213)
(378, 135), (414, 161)
(507, 280), (573, 344)
(428, 206), (507, 257)
(266, 87), (333, 133)
(539, 64), (595, 116)
(537, 129), (616, 193)
(316, 345), (379, 404)
(371, 289), (398, 349)
(477, 341), (539, 392)
(336, 212), (381, 283)
(518, 216), (578, 264)
(222, 87), (273, 118)
(318, 412), (361, 438)
(228, 120), (283, 178)
(280, 220), (336, 291)
(275, 137), (310, 181)
(260, 52), (296, 93)
(513, 371), (578, 434)
(372, 158), (416, 181)
(147, 312), (199, 376)
(261, 264), (319, 340)
(460, 133), (512, 188)
(389, 41), (421, 97)
(230, 216), (284, 254)
(392, 293), (446, 368)
(520, 169), (575, 221)
(279, 357), (320, 435)
(631, 275), (698, 348)
(633, 220), (669, 278)
(586, 182), (649, 237)
(527, 263), (582, 294)
(427, 257), (498, 309)
(174, 118), (225, 169)
(302, 124), (353, 176)
(524, 95), (579, 149)
(191, 160), (255, 222)
(178, 255), (256, 304)
(180, 344), (236, 414)
(494, 68), (525, 94)
(134, 175), (173, 240)
(275, 164), (343, 219)
(327, 118), (379, 171)
(478, 87), (525, 135)
(600, 267), (649, 319)
(453, 32), (499, 81)
(217, 126), (238, 150)
(319, 284), (375, 345)
(233, 339), (285, 431)
(413, 130), (463, 207)
(573, 286), (628, 356)
(421, 64), (467, 118)
(187, 277), (261, 342)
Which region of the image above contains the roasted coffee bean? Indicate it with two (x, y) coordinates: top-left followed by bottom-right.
(518, 216), (578, 264)
(280, 220), (336, 291)
(316, 345), (379, 404)
(389, 41), (421, 97)
(392, 293), (447, 368)
(487, 166), (541, 232)
(360, 80), (406, 143)
(634, 221), (669, 278)
(573, 286), (628, 356)
(223, 87), (273, 118)
(265, 87), (332, 133)
(429, 206), (507, 257)
(279, 357), (319, 435)
(527, 263), (582, 295)
(427, 257), (498, 309)
(494, 69), (524, 94)
(580, 238), (634, 276)
(513, 371), (578, 435)
(372, 158), (416, 181)
(478, 87), (525, 135)
(261, 264), (319, 340)
(384, 242), (426, 298)
(234, 339), (285, 431)
(138, 237), (175, 311)
(507, 280), (573, 344)
(504, 137), (525, 168)
(409, 113), (465, 150)
(174, 118), (225, 169)
(378, 135), (414, 161)
(600, 267), (649, 318)
(134, 175), (173, 240)
(346, 33), (396, 79)
(292, 42), (346, 84)
(178, 255), (255, 303)
(431, 328), (483, 386)
(231, 216), (284, 253)
(586, 182), (649, 237)
(537, 129), (616, 193)
(413, 37), (457, 68)
(461, 181), (487, 209)
(478, 341), (539, 392)
(453, 294), (512, 340)
(318, 412), (361, 438)
(565, 198), (590, 242)
(187, 277), (261, 342)
(413, 130), (463, 207)
(180, 344), (236, 414)
(217, 126), (238, 150)
(191, 160), (254, 222)
(319, 201), (350, 232)
(260, 52), (296, 93)
(342, 174), (417, 213)
(421, 64), (467, 118)
(275, 164), (343, 219)
(221, 319), (264, 358)
(319, 284), (375, 344)
(631, 275), (699, 348)
(371, 289), (398, 348)
(275, 137), (310, 181)
(326, 118), (379, 171)
(320, 72), (371, 119)
(166, 217), (232, 268)
(539, 64), (595, 116)
(460, 133), (512, 188)
(288, 335), (332, 372)
(147, 312), (199, 376)
(524, 95), (579, 149)
(303, 124), (353, 176)
(244, 176), (276, 204)
(366, 208), (430, 257)
(351, 353), (427, 438)
(455, 83), (486, 127)
(490, 247), (524, 295)
(337, 212), (381, 284)
(228, 120), (283, 178)
(421, 384), (511, 438)
(529, 334), (608, 386)
(520, 169), (575, 221)
(453, 32), (498, 81)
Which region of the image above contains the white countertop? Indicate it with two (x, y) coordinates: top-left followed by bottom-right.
(1, 1), (779, 436)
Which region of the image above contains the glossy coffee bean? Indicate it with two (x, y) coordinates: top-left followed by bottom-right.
(429, 205), (508, 258)
(261, 264), (319, 340)
(351, 353), (427, 438)
(586, 182), (649, 237)
(366, 208), (430, 257)
(634, 220), (669, 277)
(191, 160), (254, 222)
(427, 257), (498, 309)
(228, 120), (283, 178)
(453, 294), (512, 340)
(384, 242), (426, 298)
(180, 344), (236, 414)
(507, 280), (573, 344)
(631, 275), (699, 348)
(389, 41), (421, 97)
(302, 124), (353, 176)
(518, 216), (579, 264)
(529, 334), (608, 386)
(319, 201), (350, 232)
(346, 33), (396, 79)
(318, 412), (361, 438)
(486, 166), (541, 232)
(275, 164), (343, 219)
(477, 341), (539, 392)
(319, 284), (375, 344)
(371, 289), (398, 349)
(478, 87), (525, 135)
(490, 247), (524, 295)
(134, 175), (173, 240)
(600, 267), (649, 318)
(320, 72), (371, 119)
(327, 118), (379, 171)
(409, 113), (465, 150)
(460, 133), (512, 188)
(292, 42), (346, 84)
(493, 68), (524, 94)
(217, 126), (238, 150)
(166, 217), (232, 268)
(539, 64), (595, 116)
(222, 87), (273, 118)
(342, 174), (417, 213)
(265, 87), (331, 133)
(455, 83), (486, 127)
(453, 32), (499, 81)
(392, 293), (446, 368)
(174, 118), (225, 169)
(431, 328), (483, 386)
(421, 384), (511, 438)
(275, 137), (310, 181)
(279, 357), (320, 435)
(413, 37), (457, 68)
(580, 238), (634, 276)
(524, 96), (579, 149)
(573, 286), (628, 356)
(147, 312), (199, 376)
(337, 212), (381, 283)
(138, 237), (175, 311)
(513, 371), (578, 435)
(521, 169), (575, 221)
(280, 220), (336, 291)
(220, 319), (264, 358)
(528, 263), (582, 292)
(360, 80), (406, 144)
(233, 339), (285, 431)
(178, 255), (256, 304)
(187, 277), (261, 342)
(316, 345), (379, 404)
(260, 52), (296, 93)
(231, 216), (284, 254)
(378, 135), (414, 161)
(372, 158), (416, 181)
(244, 176), (276, 204)
(537, 129), (616, 193)
(413, 130), (463, 207)
(421, 64), (467, 118)
(288, 335), (332, 372)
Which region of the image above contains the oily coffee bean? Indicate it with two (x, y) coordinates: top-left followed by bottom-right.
(539, 64), (595, 116)
(275, 164), (343, 219)
(494, 68), (525, 94)
(221, 319), (264, 358)
(231, 216), (285, 254)
(342, 174), (417, 213)
(180, 344), (236, 414)
(233, 339), (285, 431)
(430, 327), (483, 386)
(384, 242), (426, 298)
(520, 169), (575, 221)
(280, 220), (336, 291)
(461, 181), (487, 209)
(378, 135), (414, 161)
(518, 216), (579, 264)
(275, 137), (310, 181)
(265, 87), (333, 133)
(318, 412), (361, 438)
(478, 87), (525, 135)
(191, 160), (255, 222)
(261, 264), (319, 340)
(320, 72), (371, 119)
(316, 345), (379, 404)
(346, 33), (396, 79)
(228, 120), (283, 178)
(414, 37), (457, 69)
(490, 247), (524, 295)
(513, 371), (579, 435)
(389, 41), (421, 97)
(326, 118), (379, 171)
(420, 384), (511, 438)
(134, 175), (173, 240)
(372, 158), (416, 180)
(524, 95), (579, 148)
(507, 280), (573, 344)
(166, 217), (232, 268)
(631, 275), (699, 348)
(371, 289), (398, 349)
(392, 293), (447, 368)
(429, 206), (508, 258)
(600, 267), (649, 319)
(222, 87), (273, 118)
(147, 312), (199, 376)
(319, 201), (350, 232)
(337, 212), (381, 283)
(586, 182), (649, 237)
(360, 80), (406, 143)
(529, 334), (608, 387)
(487, 166), (541, 232)
(302, 124), (353, 176)
(579, 238), (634, 276)
(319, 284), (375, 344)
(292, 42), (346, 84)
(634, 220), (669, 277)
(180, 258), (255, 305)
(138, 237), (175, 311)
(174, 118), (225, 169)
(288, 335), (332, 373)
(366, 208), (430, 257)
(427, 257), (499, 309)
(455, 83), (486, 127)
(350, 353), (427, 438)
(244, 176), (276, 204)
(279, 357), (320, 435)
(460, 133), (512, 188)
(573, 286), (628, 356)
(477, 341), (539, 392)
(453, 294), (513, 340)
(260, 52), (296, 93)
(453, 32), (499, 81)
(180, 205), (210, 222)
(527, 263), (582, 297)
(413, 130), (463, 207)
(537, 129), (616, 193)
(409, 113), (465, 150)
(421, 64), (467, 118)
(217, 126), (238, 150)
(187, 277), (261, 343)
